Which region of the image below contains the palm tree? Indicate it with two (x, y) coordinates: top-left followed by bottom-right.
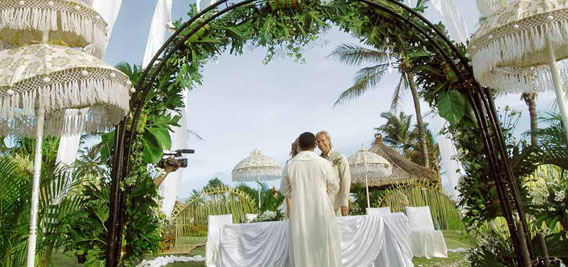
(375, 111), (413, 155)
(376, 111), (440, 172)
(521, 92), (538, 146)
(330, 44), (431, 169)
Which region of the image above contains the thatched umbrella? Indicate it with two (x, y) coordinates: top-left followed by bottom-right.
(368, 134), (439, 186)
(232, 149), (282, 209)
(348, 148), (392, 208)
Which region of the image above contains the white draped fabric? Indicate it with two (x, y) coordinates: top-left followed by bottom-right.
(91, 0), (124, 38)
(207, 215), (234, 267)
(366, 207), (391, 215)
(426, 0), (470, 200)
(406, 207), (448, 259)
(141, 0), (187, 218)
(55, 0), (124, 167)
(56, 129), (82, 165)
(430, 0), (469, 54)
(160, 92), (190, 217)
(431, 116), (464, 199)
(214, 213), (413, 267)
(142, 0), (173, 68)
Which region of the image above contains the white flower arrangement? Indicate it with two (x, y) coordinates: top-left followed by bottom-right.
(257, 210), (277, 221)
(251, 210), (286, 223)
(554, 190), (566, 202)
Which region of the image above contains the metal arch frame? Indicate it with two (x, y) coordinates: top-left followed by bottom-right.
(106, 0), (533, 266)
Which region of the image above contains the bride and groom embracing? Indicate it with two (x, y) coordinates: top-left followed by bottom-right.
(279, 131), (351, 267)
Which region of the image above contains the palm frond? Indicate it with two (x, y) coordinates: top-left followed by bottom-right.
(0, 157), (30, 266)
(390, 73), (409, 112)
(328, 44), (390, 66)
(334, 64), (389, 106)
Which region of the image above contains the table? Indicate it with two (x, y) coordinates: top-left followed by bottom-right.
(215, 213), (413, 267)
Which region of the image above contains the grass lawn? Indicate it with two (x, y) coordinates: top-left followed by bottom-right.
(52, 231), (475, 266)
(146, 246), (206, 267)
(412, 230), (474, 267)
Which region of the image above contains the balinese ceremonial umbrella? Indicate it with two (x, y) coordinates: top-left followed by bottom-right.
(232, 149), (282, 209)
(0, 0), (107, 57)
(348, 149), (392, 208)
(468, 0), (568, 140)
(0, 44), (130, 266)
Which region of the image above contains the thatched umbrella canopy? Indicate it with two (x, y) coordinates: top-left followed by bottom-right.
(366, 134), (439, 187)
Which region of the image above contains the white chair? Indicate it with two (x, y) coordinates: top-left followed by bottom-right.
(206, 214), (233, 267)
(245, 213), (258, 222)
(405, 206), (448, 258)
(366, 207), (391, 215)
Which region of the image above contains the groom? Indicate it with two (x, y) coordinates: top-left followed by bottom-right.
(280, 132), (342, 267)
(316, 131), (351, 216)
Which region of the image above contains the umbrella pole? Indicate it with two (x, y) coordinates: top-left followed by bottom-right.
(257, 176), (261, 210)
(365, 172), (370, 209)
(546, 36), (568, 141)
(26, 102), (45, 267)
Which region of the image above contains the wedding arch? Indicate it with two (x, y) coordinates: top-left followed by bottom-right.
(105, 0), (533, 265)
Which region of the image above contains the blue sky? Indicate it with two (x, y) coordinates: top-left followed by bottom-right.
(103, 0), (558, 199)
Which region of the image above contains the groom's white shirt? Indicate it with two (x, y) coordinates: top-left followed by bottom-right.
(280, 150), (342, 267)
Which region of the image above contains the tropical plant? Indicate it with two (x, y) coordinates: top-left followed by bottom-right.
(535, 112), (568, 170)
(457, 107), (528, 226)
(0, 136), (60, 166)
(64, 181), (109, 266)
(0, 157), (30, 267)
(123, 166), (164, 265)
(375, 111), (440, 173)
(330, 43), (432, 169)
(468, 228), (517, 267)
(0, 157), (84, 266)
(235, 182), (285, 213)
(75, 143), (108, 183)
(348, 183), (382, 216)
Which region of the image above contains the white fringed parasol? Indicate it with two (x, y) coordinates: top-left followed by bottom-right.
(0, 44), (130, 267)
(0, 44), (131, 136)
(468, 0), (568, 140)
(0, 0), (107, 57)
(232, 149), (282, 208)
(348, 148), (392, 208)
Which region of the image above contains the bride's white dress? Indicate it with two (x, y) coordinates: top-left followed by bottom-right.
(280, 151), (342, 267)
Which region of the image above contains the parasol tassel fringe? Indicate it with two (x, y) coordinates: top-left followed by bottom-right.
(0, 79), (129, 137)
(0, 6), (105, 57)
(472, 19), (568, 92)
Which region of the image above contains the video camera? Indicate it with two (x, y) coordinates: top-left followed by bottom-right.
(157, 149), (195, 169)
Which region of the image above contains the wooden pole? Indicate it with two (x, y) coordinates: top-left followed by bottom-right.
(516, 218), (532, 267)
(537, 233), (550, 267)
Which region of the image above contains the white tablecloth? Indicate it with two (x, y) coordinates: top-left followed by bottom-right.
(215, 213), (413, 267)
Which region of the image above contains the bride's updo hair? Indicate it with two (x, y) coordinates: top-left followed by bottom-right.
(290, 138), (300, 157)
(298, 132), (317, 150)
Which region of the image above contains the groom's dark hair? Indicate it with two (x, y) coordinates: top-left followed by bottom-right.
(298, 132), (317, 150)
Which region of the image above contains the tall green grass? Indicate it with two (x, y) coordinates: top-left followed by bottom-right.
(171, 186), (257, 252)
(377, 180), (466, 231)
